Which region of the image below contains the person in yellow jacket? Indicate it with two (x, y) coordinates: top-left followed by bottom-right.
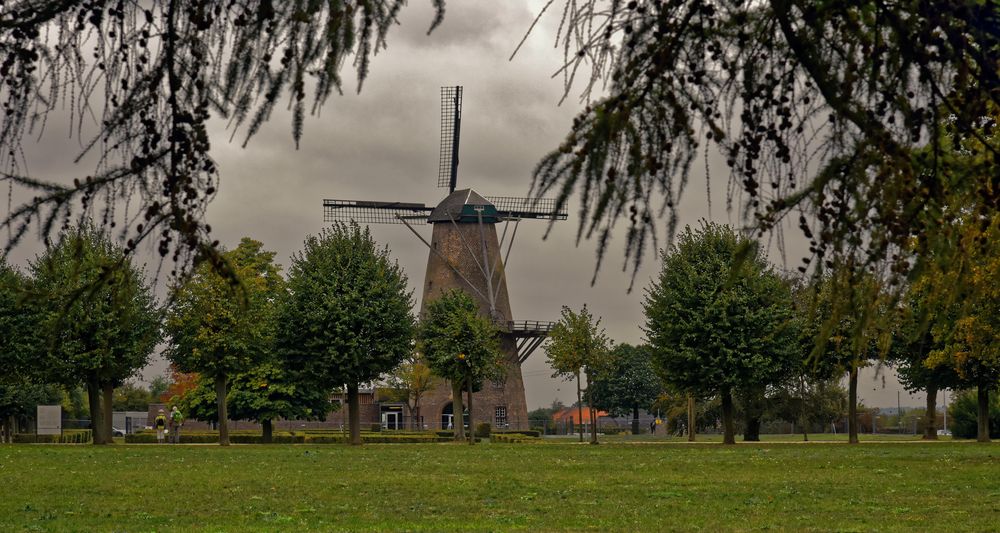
(154, 409), (168, 443)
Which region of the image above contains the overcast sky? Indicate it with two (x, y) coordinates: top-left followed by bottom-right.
(3, 1), (939, 411)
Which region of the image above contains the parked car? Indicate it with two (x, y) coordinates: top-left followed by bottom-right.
(112, 427), (126, 437)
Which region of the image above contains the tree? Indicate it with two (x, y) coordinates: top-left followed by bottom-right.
(0, 258), (38, 441)
(947, 389), (1000, 440)
(175, 362), (334, 442)
(160, 366), (200, 403)
(589, 343), (661, 435)
(891, 282), (961, 440)
(644, 223), (798, 444)
(419, 289), (504, 444)
(768, 375), (847, 441)
(545, 305), (611, 444)
(2, 2), (446, 270)
(148, 375), (171, 402)
(29, 227), (160, 444)
(384, 355), (438, 431)
(165, 237), (283, 446)
(112, 383), (154, 411)
(277, 223), (414, 446)
(0, 382), (61, 442)
(525, 2), (998, 301)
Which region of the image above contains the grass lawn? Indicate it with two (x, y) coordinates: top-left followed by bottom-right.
(1, 441), (997, 532)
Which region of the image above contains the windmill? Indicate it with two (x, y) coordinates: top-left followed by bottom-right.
(323, 86), (567, 430)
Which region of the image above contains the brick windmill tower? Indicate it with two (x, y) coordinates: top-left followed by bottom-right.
(323, 87), (566, 430)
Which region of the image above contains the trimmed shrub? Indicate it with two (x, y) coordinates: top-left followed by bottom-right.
(474, 423), (491, 438)
(493, 429), (541, 438)
(492, 433), (540, 443)
(13, 430), (92, 444)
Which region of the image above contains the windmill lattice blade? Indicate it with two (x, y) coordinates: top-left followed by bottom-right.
(323, 199), (431, 225)
(485, 196), (568, 220)
(438, 86), (463, 191)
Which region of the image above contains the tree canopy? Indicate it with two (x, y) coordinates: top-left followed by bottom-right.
(278, 223), (414, 445)
(644, 222), (797, 444)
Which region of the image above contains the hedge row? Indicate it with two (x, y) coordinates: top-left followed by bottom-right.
(14, 430), (92, 444)
(491, 433), (541, 443)
(124, 432), (452, 444)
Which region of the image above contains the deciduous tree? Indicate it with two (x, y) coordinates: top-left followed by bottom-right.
(166, 237), (283, 446)
(384, 355), (438, 431)
(589, 343), (661, 435)
(420, 289), (504, 444)
(545, 305), (611, 444)
(644, 223), (797, 444)
(277, 223), (414, 446)
(29, 227), (160, 444)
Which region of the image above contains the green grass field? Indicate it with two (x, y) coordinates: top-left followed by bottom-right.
(1, 441), (997, 532)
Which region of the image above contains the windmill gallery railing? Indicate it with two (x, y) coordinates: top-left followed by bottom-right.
(495, 320), (555, 364)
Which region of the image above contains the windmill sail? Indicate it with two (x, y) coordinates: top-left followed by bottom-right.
(323, 199), (432, 225)
(484, 196), (568, 220)
(438, 86), (463, 192)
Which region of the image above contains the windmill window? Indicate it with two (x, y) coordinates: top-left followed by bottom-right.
(495, 406), (508, 428)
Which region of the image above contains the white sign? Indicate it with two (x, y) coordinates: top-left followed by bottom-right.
(36, 405), (62, 435)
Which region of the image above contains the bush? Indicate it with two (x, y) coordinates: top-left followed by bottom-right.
(474, 423), (491, 438)
(370, 423), (382, 432)
(492, 433), (540, 443)
(125, 432), (219, 444)
(948, 389), (1000, 439)
(493, 429), (541, 438)
(600, 426), (626, 435)
(13, 430), (92, 444)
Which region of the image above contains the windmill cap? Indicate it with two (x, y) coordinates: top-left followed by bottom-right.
(428, 189), (498, 223)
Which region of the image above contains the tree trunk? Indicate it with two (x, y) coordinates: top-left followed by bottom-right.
(744, 416), (761, 442)
(687, 395), (696, 442)
(923, 383), (938, 440)
(977, 384), (990, 443)
(262, 419), (273, 444)
(742, 386), (764, 442)
(632, 405), (640, 435)
(347, 382), (361, 446)
(576, 372), (584, 443)
(413, 404), (421, 431)
(466, 368), (475, 445)
(588, 379), (598, 445)
(848, 365), (859, 444)
(451, 380), (465, 441)
(721, 389), (735, 445)
(87, 379), (106, 445)
(102, 383), (114, 443)
(215, 374), (230, 446)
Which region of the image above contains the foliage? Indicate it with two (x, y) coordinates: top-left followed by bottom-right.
(166, 237), (282, 381)
(112, 383), (154, 411)
(526, 1), (999, 292)
(0, 258), (35, 384)
(161, 366), (199, 403)
(589, 343), (661, 418)
(0, 382), (61, 425)
(766, 376), (847, 434)
(278, 222), (414, 388)
(147, 375), (171, 402)
(277, 223), (414, 443)
(419, 289), (504, 388)
(545, 305), (611, 382)
(2, 444), (1000, 530)
(645, 223), (798, 397)
(175, 363), (333, 425)
(947, 389), (1000, 440)
(382, 355), (437, 428)
(2, 1), (446, 269)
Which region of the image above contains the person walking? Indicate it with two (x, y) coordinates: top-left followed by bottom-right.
(169, 406), (184, 444)
(154, 409), (168, 444)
